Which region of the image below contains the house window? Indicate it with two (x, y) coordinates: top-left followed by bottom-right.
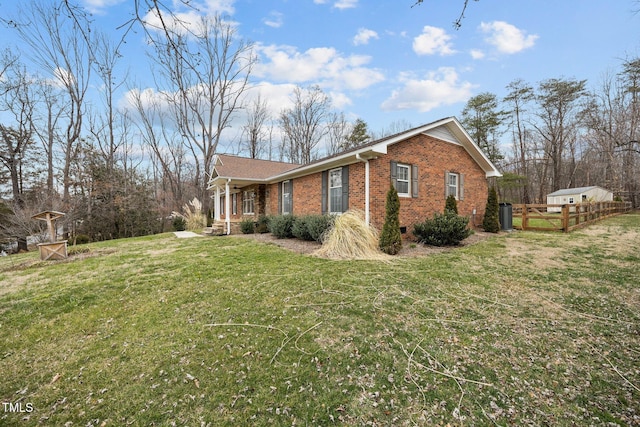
(282, 180), (292, 215)
(329, 168), (342, 214)
(243, 190), (255, 214)
(569, 197), (574, 204)
(219, 195), (225, 215)
(396, 164), (410, 197)
(447, 173), (459, 199)
(232, 193), (237, 215)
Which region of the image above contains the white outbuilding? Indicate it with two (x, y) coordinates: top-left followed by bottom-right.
(546, 186), (613, 212)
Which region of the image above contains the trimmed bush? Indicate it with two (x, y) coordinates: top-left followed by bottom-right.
(269, 214), (296, 239)
(306, 215), (335, 243)
(445, 194), (458, 214)
(413, 212), (472, 246)
(379, 185), (402, 255)
(255, 215), (270, 233)
(172, 216), (186, 231)
(239, 218), (255, 234)
(74, 234), (91, 245)
(292, 216), (314, 241)
(483, 186), (500, 233)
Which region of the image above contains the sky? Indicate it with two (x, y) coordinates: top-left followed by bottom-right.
(1, 0), (640, 155)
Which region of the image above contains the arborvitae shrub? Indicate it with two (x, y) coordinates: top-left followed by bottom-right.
(269, 214), (296, 238)
(239, 218), (255, 234)
(483, 186), (500, 233)
(445, 194), (458, 214)
(413, 212), (472, 246)
(379, 185), (402, 255)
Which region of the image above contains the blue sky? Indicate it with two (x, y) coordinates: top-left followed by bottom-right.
(2, 0), (639, 151)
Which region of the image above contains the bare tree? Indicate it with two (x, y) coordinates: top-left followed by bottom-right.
(412, 0), (478, 29)
(504, 79), (534, 203)
(0, 61), (36, 208)
(148, 13), (256, 201)
(279, 85), (332, 164)
(130, 87), (190, 213)
(242, 94), (271, 159)
(326, 112), (350, 156)
(533, 78), (587, 193)
(13, 1), (92, 211)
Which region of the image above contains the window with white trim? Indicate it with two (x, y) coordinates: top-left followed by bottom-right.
(329, 168), (342, 214)
(232, 193), (237, 215)
(243, 190), (255, 214)
(447, 173), (459, 199)
(282, 180), (292, 215)
(396, 164), (410, 197)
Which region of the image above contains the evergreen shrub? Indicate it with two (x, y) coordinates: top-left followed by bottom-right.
(172, 216), (186, 231)
(445, 194), (458, 214)
(483, 186), (500, 233)
(239, 218), (255, 234)
(379, 185), (402, 255)
(269, 215), (296, 239)
(413, 212), (472, 246)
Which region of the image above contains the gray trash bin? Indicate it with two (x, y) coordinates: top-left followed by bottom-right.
(499, 202), (513, 231)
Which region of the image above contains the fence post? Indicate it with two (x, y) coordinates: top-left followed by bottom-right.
(522, 204), (528, 230)
(562, 204), (569, 232)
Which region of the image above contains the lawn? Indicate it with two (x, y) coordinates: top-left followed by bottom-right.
(1, 214), (639, 426)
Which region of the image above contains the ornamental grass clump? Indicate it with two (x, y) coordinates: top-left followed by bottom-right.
(314, 210), (388, 260)
(172, 197), (206, 231)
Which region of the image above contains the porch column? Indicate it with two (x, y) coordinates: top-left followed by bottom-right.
(214, 186), (221, 222)
(225, 179), (231, 235)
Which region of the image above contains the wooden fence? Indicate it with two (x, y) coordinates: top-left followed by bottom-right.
(511, 202), (633, 232)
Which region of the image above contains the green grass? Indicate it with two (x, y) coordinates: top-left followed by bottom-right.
(1, 214), (639, 426)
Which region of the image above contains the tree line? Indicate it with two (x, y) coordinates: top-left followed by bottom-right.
(459, 60), (639, 206)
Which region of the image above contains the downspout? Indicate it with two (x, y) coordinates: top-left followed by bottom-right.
(225, 179), (231, 235)
(355, 154), (370, 225)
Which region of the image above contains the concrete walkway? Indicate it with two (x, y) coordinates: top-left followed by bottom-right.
(173, 231), (203, 238)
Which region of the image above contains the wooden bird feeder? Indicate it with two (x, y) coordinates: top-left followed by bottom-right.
(32, 210), (68, 261)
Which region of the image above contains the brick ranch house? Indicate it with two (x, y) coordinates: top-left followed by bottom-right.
(207, 117), (502, 237)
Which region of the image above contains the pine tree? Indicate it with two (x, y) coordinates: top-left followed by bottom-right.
(483, 186), (500, 233)
(379, 185), (402, 255)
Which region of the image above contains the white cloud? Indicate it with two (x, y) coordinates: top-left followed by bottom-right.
(470, 49), (485, 60)
(381, 68), (475, 112)
(81, 0), (126, 14)
(413, 26), (455, 56)
(253, 44), (385, 91)
(314, 0), (358, 9)
(353, 28), (379, 46)
(479, 21), (538, 54)
(142, 0), (237, 35)
(334, 0), (358, 9)
(263, 11), (284, 28)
